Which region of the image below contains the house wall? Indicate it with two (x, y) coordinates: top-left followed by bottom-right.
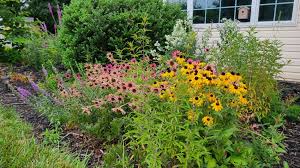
(193, 10), (300, 82)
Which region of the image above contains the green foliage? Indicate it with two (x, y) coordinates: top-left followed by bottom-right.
(286, 105), (300, 121)
(21, 24), (61, 69)
(0, 105), (87, 168)
(124, 95), (285, 167)
(58, 0), (185, 65)
(102, 143), (131, 168)
(42, 124), (61, 147)
(208, 20), (286, 119)
(0, 0), (30, 62)
(27, 0), (70, 33)
(164, 19), (197, 56)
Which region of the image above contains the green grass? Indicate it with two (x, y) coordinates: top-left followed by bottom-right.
(0, 105), (87, 168)
(286, 104), (300, 122)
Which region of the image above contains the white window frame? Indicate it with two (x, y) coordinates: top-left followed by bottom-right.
(184, 0), (300, 28)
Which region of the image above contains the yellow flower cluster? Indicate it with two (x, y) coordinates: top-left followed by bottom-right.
(152, 53), (249, 127)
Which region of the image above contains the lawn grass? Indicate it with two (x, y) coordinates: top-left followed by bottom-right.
(0, 105), (87, 168)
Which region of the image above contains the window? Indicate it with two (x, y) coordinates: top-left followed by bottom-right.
(166, 0), (298, 26)
(193, 0), (252, 24)
(259, 0), (295, 21)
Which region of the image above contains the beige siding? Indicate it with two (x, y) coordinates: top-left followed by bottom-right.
(194, 8), (300, 82)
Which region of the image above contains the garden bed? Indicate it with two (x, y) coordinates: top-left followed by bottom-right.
(1, 63), (299, 167)
(0, 64), (104, 167)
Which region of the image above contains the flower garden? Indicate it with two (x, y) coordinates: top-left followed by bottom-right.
(0, 0), (300, 167)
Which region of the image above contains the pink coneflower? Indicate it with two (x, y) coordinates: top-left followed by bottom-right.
(187, 58), (193, 64)
(76, 73), (82, 80)
(130, 87), (137, 93)
(204, 48), (210, 52)
(128, 102), (138, 110)
(82, 107), (91, 115)
(151, 72), (157, 78)
(64, 73), (72, 79)
(126, 82), (134, 88)
(92, 99), (105, 108)
(141, 75), (148, 81)
(143, 56), (150, 62)
(171, 50), (181, 58)
(167, 60), (178, 69)
(204, 64), (217, 75)
(112, 107), (126, 115)
(150, 63), (157, 69)
(130, 58), (137, 63)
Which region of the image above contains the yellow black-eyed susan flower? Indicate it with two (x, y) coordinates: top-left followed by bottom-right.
(211, 100), (223, 112)
(189, 96), (204, 107)
(202, 116), (213, 127)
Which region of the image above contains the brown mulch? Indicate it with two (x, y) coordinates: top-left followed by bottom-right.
(280, 121), (300, 168)
(0, 64), (104, 167)
(278, 81), (300, 168)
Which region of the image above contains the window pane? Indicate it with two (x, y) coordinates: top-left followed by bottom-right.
(221, 0), (235, 7)
(194, 0), (206, 9)
(221, 8), (235, 21)
(276, 4), (293, 20)
(206, 9), (220, 23)
(207, 0), (220, 8)
(277, 0), (294, 2)
(259, 5), (275, 21)
(237, 0), (252, 6)
(260, 0), (276, 4)
(193, 10), (205, 23)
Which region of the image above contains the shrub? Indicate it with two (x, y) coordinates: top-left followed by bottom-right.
(58, 0), (186, 65)
(121, 51), (285, 167)
(31, 54), (158, 141)
(27, 0), (70, 34)
(207, 20), (286, 119)
(0, 0), (30, 63)
(21, 25), (61, 69)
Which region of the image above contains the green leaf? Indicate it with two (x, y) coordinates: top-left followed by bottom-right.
(206, 156), (217, 168)
(283, 161), (289, 168)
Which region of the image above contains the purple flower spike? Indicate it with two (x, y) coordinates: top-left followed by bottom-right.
(30, 81), (40, 93)
(17, 87), (32, 101)
(57, 4), (62, 25)
(54, 24), (57, 34)
(48, 2), (54, 19)
(40, 22), (48, 32)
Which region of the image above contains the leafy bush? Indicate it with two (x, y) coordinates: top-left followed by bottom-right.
(21, 24), (61, 69)
(0, 0), (30, 63)
(58, 0), (186, 65)
(27, 0), (70, 34)
(122, 51), (285, 167)
(30, 55), (158, 141)
(208, 20), (286, 119)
